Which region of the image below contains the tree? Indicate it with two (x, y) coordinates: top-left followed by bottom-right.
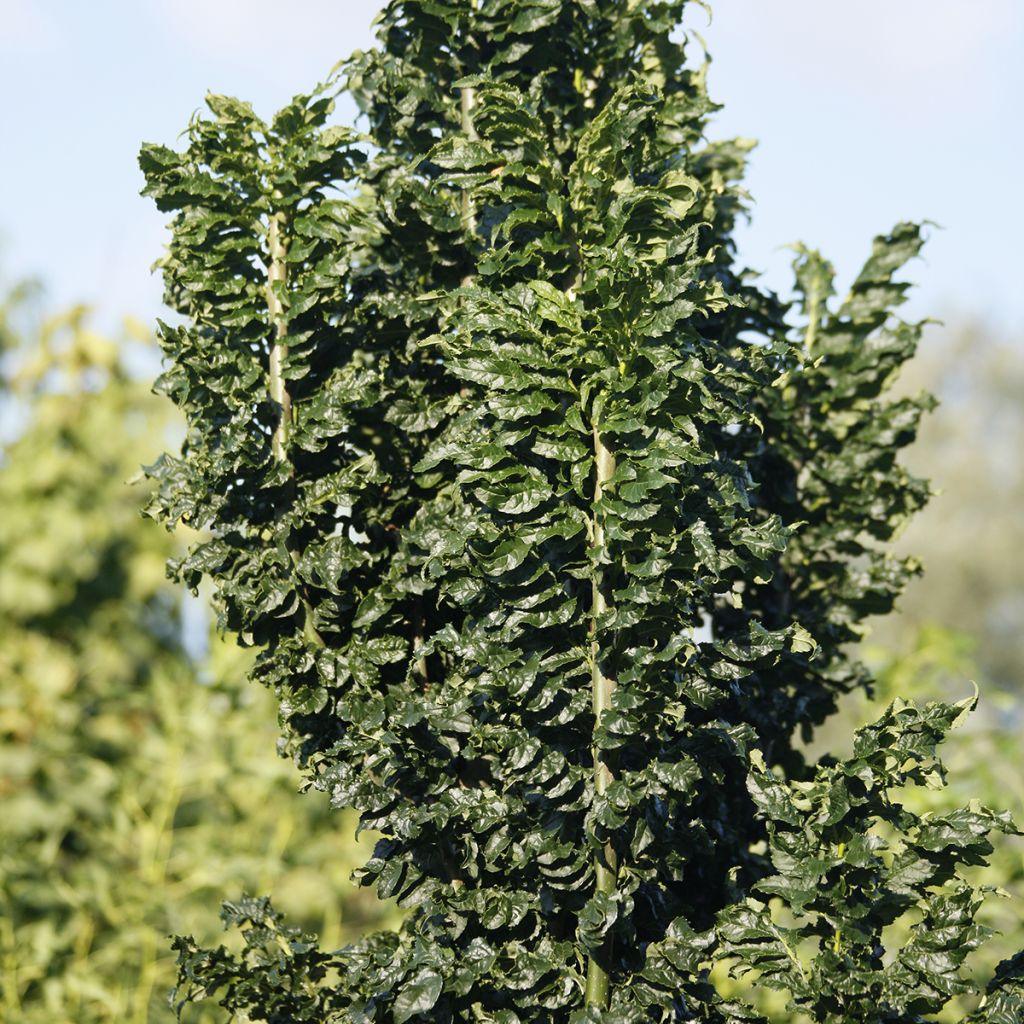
(871, 323), (1024, 692)
(141, 2), (1024, 1020)
(854, 628), (1024, 1024)
(0, 293), (394, 1023)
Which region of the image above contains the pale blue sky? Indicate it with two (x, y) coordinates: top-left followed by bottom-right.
(2, 1), (1022, 335)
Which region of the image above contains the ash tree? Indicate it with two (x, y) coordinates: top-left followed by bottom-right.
(139, 1), (1024, 1021)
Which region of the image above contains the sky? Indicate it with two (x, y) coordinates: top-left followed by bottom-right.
(1, 1), (1022, 337)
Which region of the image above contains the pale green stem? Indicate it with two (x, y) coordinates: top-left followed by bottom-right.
(804, 273), (823, 354)
(460, 85), (478, 239)
(584, 423), (618, 1009)
(266, 210), (291, 461)
(413, 594), (429, 683)
(266, 207), (324, 647)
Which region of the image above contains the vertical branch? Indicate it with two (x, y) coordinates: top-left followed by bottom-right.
(265, 205), (324, 648)
(412, 593), (430, 683)
(803, 270), (823, 355)
(460, 85), (478, 239)
(585, 422), (618, 1010)
(266, 209), (291, 460)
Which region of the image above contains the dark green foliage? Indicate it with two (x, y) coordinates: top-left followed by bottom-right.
(736, 226), (935, 761)
(141, 1), (1024, 1020)
(719, 694), (1019, 1022)
(173, 898), (352, 1022)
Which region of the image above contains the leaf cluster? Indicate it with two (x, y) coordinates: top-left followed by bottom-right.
(721, 695), (1021, 1023)
(138, 2), (1024, 1021)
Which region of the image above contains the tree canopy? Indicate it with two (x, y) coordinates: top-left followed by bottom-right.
(140, 2), (1024, 1020)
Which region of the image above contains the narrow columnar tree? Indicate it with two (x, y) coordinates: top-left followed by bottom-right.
(142, 2), (1024, 1021)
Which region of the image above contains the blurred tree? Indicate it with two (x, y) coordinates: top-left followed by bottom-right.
(876, 323), (1024, 692)
(0, 292), (395, 1023)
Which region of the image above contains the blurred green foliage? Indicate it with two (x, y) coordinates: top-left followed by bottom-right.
(0, 295), (396, 1023)
(879, 324), (1024, 692)
(855, 322), (1024, 1017)
(872, 322), (1024, 1020)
